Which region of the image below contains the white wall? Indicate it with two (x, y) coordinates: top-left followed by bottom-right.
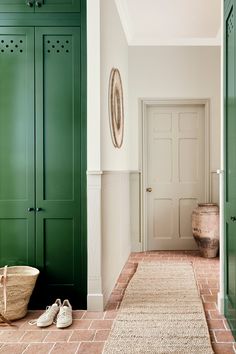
(129, 46), (221, 250)
(102, 172), (130, 304)
(129, 46), (221, 189)
(100, 0), (131, 305)
(101, 0), (130, 171)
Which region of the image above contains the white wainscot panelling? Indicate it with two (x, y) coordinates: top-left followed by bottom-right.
(102, 171), (131, 305)
(130, 172), (141, 252)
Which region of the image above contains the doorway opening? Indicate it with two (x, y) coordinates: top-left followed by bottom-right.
(141, 99), (211, 251)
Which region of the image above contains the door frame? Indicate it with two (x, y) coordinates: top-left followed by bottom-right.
(140, 98), (211, 251)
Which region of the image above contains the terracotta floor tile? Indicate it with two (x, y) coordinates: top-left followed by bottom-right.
(0, 324), (19, 331)
(82, 312), (104, 320)
(90, 320), (113, 330)
(0, 251), (232, 353)
(73, 311), (86, 320)
(44, 330), (73, 342)
(104, 311), (118, 320)
(50, 342), (79, 354)
(214, 330), (235, 343)
(20, 330), (49, 342)
(207, 319), (226, 330)
(200, 288), (211, 295)
(0, 330), (25, 343)
(77, 342), (104, 354)
(68, 320), (92, 330)
(94, 329), (110, 341)
(69, 330), (95, 342)
(19, 323), (39, 331)
(224, 320), (231, 330)
(0, 343), (27, 354)
(203, 302), (217, 310)
(104, 302), (119, 311)
(202, 295), (218, 303)
(209, 310), (224, 320)
(23, 343), (54, 354)
(212, 343), (235, 354)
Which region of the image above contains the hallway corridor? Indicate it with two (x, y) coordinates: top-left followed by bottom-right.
(0, 251), (233, 354)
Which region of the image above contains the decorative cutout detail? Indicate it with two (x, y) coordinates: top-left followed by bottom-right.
(227, 11), (234, 36)
(0, 37), (24, 54)
(108, 68), (124, 148)
(45, 37), (71, 54)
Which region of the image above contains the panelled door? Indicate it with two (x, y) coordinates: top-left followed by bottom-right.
(0, 26), (85, 308)
(0, 0), (80, 13)
(35, 27), (83, 306)
(146, 104), (206, 250)
(224, 0), (236, 338)
(0, 27), (35, 266)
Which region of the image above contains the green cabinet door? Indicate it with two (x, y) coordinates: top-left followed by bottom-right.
(0, 27), (35, 266)
(35, 0), (80, 13)
(35, 27), (85, 308)
(0, 1), (34, 12)
(225, 0), (236, 338)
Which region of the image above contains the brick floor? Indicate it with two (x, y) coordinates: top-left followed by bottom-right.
(0, 251), (234, 353)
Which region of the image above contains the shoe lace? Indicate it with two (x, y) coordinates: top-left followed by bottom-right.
(56, 307), (71, 323)
(28, 306), (54, 326)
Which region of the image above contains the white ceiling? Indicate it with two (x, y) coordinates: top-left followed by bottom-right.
(115, 0), (221, 46)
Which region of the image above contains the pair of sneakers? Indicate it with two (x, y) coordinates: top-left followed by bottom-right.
(36, 299), (72, 328)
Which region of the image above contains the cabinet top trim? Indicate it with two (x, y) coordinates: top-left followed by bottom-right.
(0, 13), (81, 27)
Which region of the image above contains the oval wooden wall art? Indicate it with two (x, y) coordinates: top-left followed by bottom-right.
(108, 68), (124, 148)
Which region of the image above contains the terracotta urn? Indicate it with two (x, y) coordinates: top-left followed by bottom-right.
(192, 203), (219, 258)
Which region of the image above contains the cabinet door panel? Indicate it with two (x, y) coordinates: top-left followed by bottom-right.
(0, 27), (35, 266)
(35, 0), (80, 13)
(0, 1), (34, 12)
(225, 0), (236, 339)
(35, 27), (84, 307)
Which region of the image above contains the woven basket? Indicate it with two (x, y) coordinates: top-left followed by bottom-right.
(0, 266), (39, 321)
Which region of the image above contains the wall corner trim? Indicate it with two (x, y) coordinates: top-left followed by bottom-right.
(87, 293), (104, 312)
(87, 172), (103, 311)
(217, 292), (225, 315)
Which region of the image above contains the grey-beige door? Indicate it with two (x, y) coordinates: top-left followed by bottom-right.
(146, 104), (207, 250)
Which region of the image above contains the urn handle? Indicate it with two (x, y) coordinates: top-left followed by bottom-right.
(231, 216), (236, 222)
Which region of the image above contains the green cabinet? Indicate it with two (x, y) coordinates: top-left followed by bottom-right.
(0, 27), (35, 266)
(225, 0), (236, 338)
(0, 25), (86, 308)
(0, 0), (80, 13)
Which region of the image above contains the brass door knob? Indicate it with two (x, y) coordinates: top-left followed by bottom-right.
(146, 187), (152, 192)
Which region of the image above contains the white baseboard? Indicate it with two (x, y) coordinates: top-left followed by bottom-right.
(217, 292), (225, 315)
(87, 294), (104, 311)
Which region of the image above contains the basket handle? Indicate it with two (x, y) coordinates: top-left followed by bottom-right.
(0, 266), (7, 313)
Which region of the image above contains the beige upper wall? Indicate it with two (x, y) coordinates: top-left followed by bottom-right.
(129, 46), (221, 202)
(100, 0), (131, 305)
(100, 0), (130, 171)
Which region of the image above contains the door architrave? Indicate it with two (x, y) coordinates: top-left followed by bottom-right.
(140, 98), (210, 252)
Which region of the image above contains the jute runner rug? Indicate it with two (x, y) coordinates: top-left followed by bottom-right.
(103, 262), (214, 354)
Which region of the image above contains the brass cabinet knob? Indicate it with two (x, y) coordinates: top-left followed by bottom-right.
(146, 187), (152, 192)
(26, 0), (33, 6)
(35, 0), (42, 7)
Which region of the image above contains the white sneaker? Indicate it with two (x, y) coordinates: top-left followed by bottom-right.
(56, 299), (72, 328)
(37, 299), (61, 327)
